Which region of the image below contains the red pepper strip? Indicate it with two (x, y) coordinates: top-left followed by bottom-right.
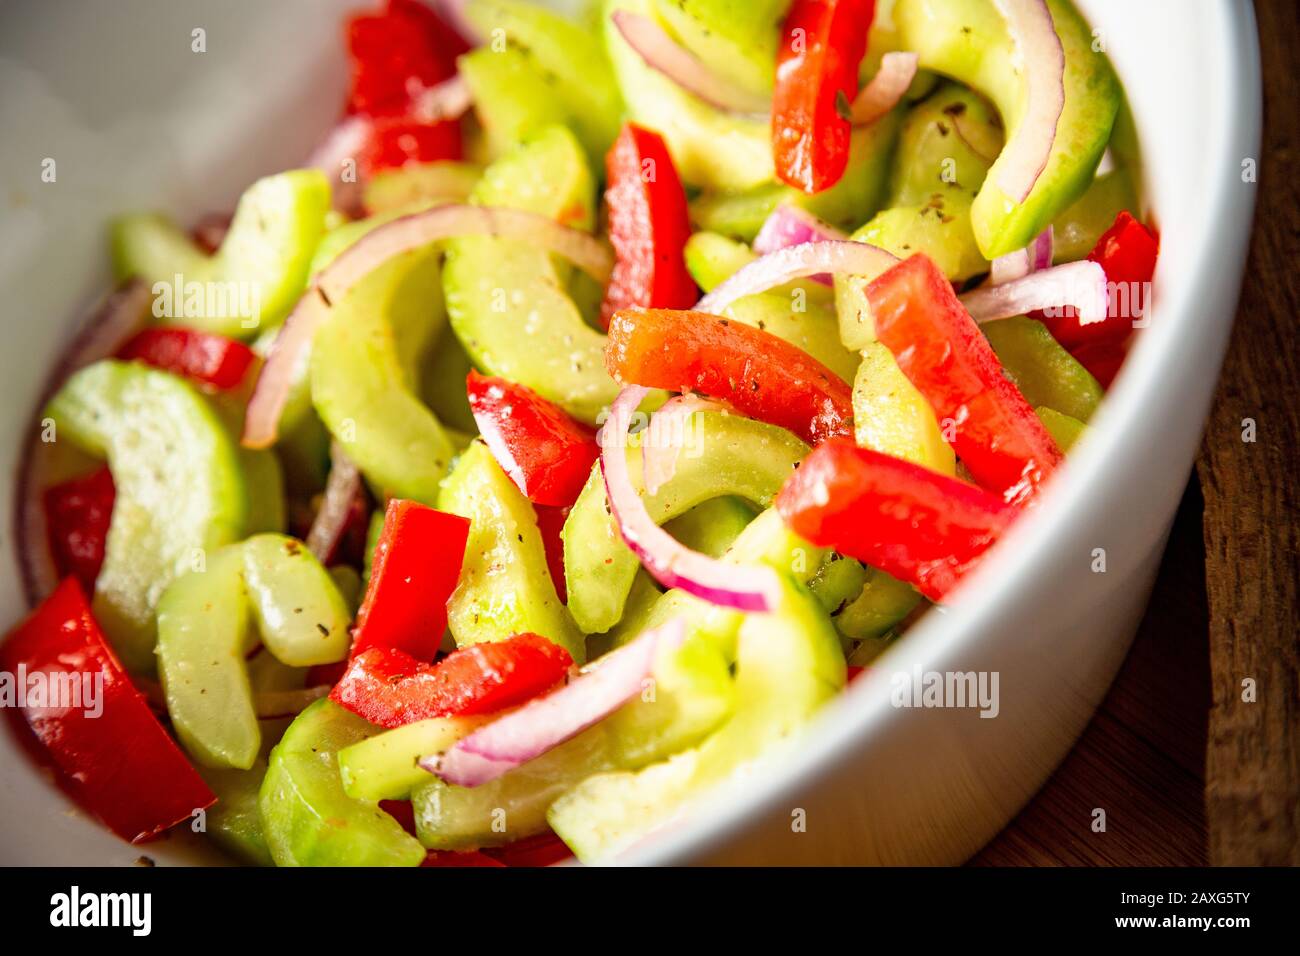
(422, 850), (507, 867)
(600, 123), (698, 325)
(466, 371), (600, 508)
(330, 635), (573, 729)
(867, 254), (1063, 506)
(846, 665), (866, 683)
(305, 660), (349, 688)
(605, 308), (854, 446)
(44, 466), (115, 596)
(0, 578), (216, 843)
(380, 798), (418, 835)
(1039, 211), (1160, 349)
(772, 0), (877, 194)
(482, 830), (575, 867)
(776, 440), (1018, 602)
(1070, 341), (1125, 390)
(350, 499), (470, 662)
(117, 328), (257, 390)
(534, 504), (571, 604)
(345, 0), (465, 171)
(363, 117), (464, 172)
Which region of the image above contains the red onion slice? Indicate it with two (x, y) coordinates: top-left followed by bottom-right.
(696, 239), (898, 316)
(989, 225), (1054, 285)
(15, 280), (153, 606)
(306, 115), (372, 216)
(752, 206), (848, 286)
(961, 259), (1108, 326)
(242, 204), (613, 449)
(992, 0), (1066, 202)
(424, 617), (686, 787)
(305, 442), (362, 563)
(641, 394), (728, 496)
(611, 10), (769, 117)
(850, 51), (919, 125)
(601, 386), (780, 611)
(412, 74), (473, 123)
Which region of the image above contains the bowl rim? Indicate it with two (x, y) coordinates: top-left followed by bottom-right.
(622, 0), (1263, 866)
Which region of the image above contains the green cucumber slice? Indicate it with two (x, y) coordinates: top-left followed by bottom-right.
(982, 316), (1102, 422)
(156, 545), (259, 769)
(111, 170), (330, 338)
(259, 699), (425, 867)
(240, 534), (352, 667)
(45, 360), (246, 672)
(438, 441), (584, 663)
(443, 125), (617, 423)
(549, 574), (844, 861)
(337, 716), (488, 802)
(310, 243), (453, 505)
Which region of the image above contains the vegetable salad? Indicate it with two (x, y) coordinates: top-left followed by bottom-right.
(4, 0), (1158, 866)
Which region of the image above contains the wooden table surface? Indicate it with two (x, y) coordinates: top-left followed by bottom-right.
(973, 0), (1298, 867)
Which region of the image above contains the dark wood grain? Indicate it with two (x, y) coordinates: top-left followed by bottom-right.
(1197, 0), (1300, 867)
(976, 1), (1298, 866)
(973, 482), (1211, 866)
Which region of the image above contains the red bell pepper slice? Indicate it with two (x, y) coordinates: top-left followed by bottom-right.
(363, 117), (464, 172)
(330, 634), (573, 728)
(350, 498), (471, 661)
(44, 466), (115, 596)
(776, 439), (1018, 602)
(600, 123), (698, 325)
(466, 371), (600, 508)
(605, 308), (854, 446)
(867, 254), (1062, 506)
(0, 578), (215, 843)
(117, 327), (257, 390)
(1070, 341), (1125, 390)
(1040, 211), (1160, 349)
(534, 504), (571, 604)
(772, 0), (877, 194)
(345, 0), (466, 172)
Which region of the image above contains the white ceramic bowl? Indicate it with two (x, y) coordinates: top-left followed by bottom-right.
(0, 0), (1260, 865)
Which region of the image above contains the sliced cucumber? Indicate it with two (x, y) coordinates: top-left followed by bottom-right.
(409, 629), (733, 850)
(852, 341), (956, 475)
(983, 316), (1102, 423)
(259, 699), (425, 867)
(240, 534), (352, 667)
(1036, 406), (1087, 451)
(461, 0), (624, 164)
(45, 360), (246, 672)
(443, 125), (617, 423)
(156, 545), (258, 769)
(311, 242), (453, 504)
(439, 441), (585, 663)
(112, 170), (330, 338)
(363, 162), (482, 216)
(605, 0), (771, 192)
(549, 574), (844, 862)
(663, 496), (756, 559)
(651, 0), (787, 97)
(337, 716), (489, 802)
